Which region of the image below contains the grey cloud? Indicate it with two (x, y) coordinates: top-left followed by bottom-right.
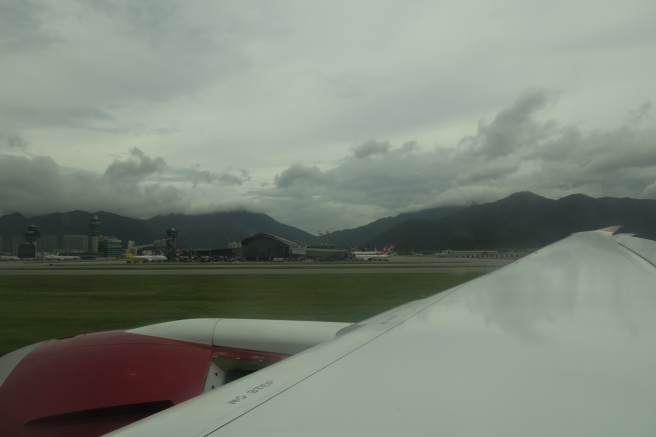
(529, 125), (656, 198)
(2, 0), (654, 234)
(584, 128), (656, 173)
(427, 186), (517, 210)
(2, 105), (113, 129)
(326, 146), (461, 210)
(256, 144), (459, 230)
(0, 151), (190, 218)
(351, 140), (391, 159)
(531, 127), (582, 161)
(532, 123), (656, 175)
(0, 1), (281, 130)
(0, 133), (28, 151)
(217, 173), (242, 186)
(628, 101), (652, 124)
(455, 161), (521, 185)
(217, 168), (250, 186)
(153, 128), (179, 136)
(103, 147), (166, 184)
(327, 74), (369, 100)
(3, 89), (655, 233)
(77, 1), (270, 97)
(251, 93), (656, 231)
(163, 166), (251, 188)
(192, 170), (211, 188)
(460, 89), (555, 159)
(0, 154), (59, 179)
(275, 164), (333, 189)
(641, 181), (656, 199)
(87, 0), (184, 48)
(402, 141), (418, 152)
(0, 0), (59, 54)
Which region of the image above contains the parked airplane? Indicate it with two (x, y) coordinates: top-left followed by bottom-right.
(45, 254), (82, 261)
(354, 243), (396, 260)
(0, 254), (19, 261)
(2, 227), (656, 437)
(125, 249), (167, 263)
(351, 243), (391, 256)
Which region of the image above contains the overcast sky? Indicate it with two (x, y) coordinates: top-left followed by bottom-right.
(1, 0), (655, 233)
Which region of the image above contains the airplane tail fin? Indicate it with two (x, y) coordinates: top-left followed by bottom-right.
(376, 244), (391, 255)
(125, 249), (136, 259)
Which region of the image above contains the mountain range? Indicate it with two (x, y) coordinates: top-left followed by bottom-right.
(372, 192), (656, 250)
(1, 192), (655, 253)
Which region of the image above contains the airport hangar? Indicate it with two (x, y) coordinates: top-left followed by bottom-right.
(238, 233), (350, 262)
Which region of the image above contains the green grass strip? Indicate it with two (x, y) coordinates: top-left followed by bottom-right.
(0, 272), (481, 356)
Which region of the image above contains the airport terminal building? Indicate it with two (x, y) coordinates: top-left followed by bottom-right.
(241, 233), (350, 262)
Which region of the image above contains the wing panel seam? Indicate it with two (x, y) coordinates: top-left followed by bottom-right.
(204, 283), (469, 436)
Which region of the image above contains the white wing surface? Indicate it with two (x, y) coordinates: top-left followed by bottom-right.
(109, 230), (656, 436)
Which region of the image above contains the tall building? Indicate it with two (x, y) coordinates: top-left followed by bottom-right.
(98, 236), (123, 258)
(38, 235), (58, 253)
(11, 242), (19, 256)
(63, 235), (88, 252)
(19, 225), (41, 259)
(10, 236), (23, 256)
(90, 215), (101, 253)
(18, 243), (36, 259)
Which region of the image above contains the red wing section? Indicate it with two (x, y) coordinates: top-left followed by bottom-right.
(0, 331), (212, 437)
(597, 225), (623, 234)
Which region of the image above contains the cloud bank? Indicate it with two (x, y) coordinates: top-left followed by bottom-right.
(1, 1), (655, 232)
(260, 92), (656, 230)
(1, 91), (655, 231)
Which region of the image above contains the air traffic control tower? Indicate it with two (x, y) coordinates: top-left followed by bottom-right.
(90, 215), (101, 253)
(18, 225), (41, 258)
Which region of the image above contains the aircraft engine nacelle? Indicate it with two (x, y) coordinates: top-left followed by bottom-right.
(0, 319), (350, 437)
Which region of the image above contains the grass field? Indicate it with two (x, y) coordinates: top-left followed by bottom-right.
(0, 261), (468, 270)
(0, 272), (482, 357)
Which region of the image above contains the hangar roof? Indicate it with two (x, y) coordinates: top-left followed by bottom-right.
(240, 233), (303, 248)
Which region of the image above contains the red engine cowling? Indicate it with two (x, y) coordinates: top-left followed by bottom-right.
(0, 331), (213, 437)
(0, 318), (349, 436)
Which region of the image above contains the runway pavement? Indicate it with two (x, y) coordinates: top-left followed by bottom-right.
(0, 256), (516, 275)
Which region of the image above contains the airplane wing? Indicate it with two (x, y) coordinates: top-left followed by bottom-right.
(106, 228), (656, 436)
(2, 228), (655, 436)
